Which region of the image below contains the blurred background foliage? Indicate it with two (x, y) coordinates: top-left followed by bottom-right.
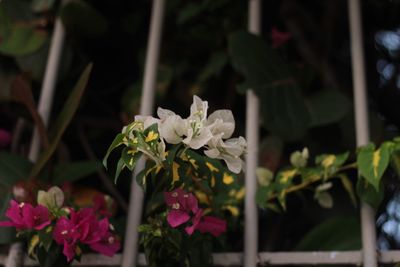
(2, 0), (400, 260)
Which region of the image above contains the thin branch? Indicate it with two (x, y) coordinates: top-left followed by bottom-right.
(77, 123), (128, 212)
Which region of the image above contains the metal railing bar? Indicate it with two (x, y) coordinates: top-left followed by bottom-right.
(5, 251), (400, 266)
(348, 0), (377, 266)
(244, 0), (261, 266)
(121, 0), (166, 266)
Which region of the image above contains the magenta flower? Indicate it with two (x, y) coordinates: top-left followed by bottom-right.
(271, 27), (292, 48)
(90, 232), (120, 257)
(197, 216), (227, 237)
(0, 128), (11, 148)
(184, 209), (203, 235)
(164, 189), (227, 237)
(164, 188), (199, 228)
(93, 194), (115, 218)
(54, 208), (120, 261)
(53, 217), (81, 262)
(0, 200), (50, 231)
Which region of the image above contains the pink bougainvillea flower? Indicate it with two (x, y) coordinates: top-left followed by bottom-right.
(271, 26), (292, 48)
(0, 128), (11, 148)
(185, 209), (203, 235)
(53, 217), (81, 262)
(164, 189), (199, 228)
(90, 231), (121, 257)
(93, 194), (115, 217)
(23, 204), (51, 230)
(0, 200), (50, 231)
(197, 216), (227, 237)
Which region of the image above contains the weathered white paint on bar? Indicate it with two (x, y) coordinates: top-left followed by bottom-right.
(348, 0), (377, 266)
(121, 0), (166, 267)
(244, 0), (261, 267)
(4, 251), (400, 266)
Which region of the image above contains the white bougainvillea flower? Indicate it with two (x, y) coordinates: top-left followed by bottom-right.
(134, 115), (160, 130)
(157, 96), (214, 149)
(157, 108), (187, 144)
(206, 110), (235, 139)
(37, 186), (64, 211)
(205, 134), (247, 173)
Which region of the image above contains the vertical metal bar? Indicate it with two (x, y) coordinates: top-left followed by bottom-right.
(348, 0), (377, 267)
(244, 1), (261, 267)
(28, 12), (66, 160)
(5, 9), (66, 267)
(121, 0), (165, 266)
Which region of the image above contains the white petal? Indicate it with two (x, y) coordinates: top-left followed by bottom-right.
(222, 156), (243, 174)
(207, 110), (235, 138)
(159, 115), (186, 144)
(184, 128), (213, 149)
(157, 107), (176, 120)
(190, 95), (208, 121)
(204, 148), (220, 158)
(134, 115), (159, 129)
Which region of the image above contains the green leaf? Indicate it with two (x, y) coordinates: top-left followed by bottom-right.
(31, 0), (55, 12)
(29, 63), (93, 179)
(0, 24), (47, 56)
(306, 89), (351, 127)
(315, 152), (349, 168)
(357, 143), (390, 191)
(177, 2), (206, 24)
(314, 191), (334, 209)
(198, 51), (228, 82)
(295, 216), (361, 251)
(121, 147), (142, 171)
(103, 133), (125, 169)
(53, 161), (101, 184)
(256, 185), (272, 208)
(228, 31), (314, 141)
(356, 177), (384, 209)
(115, 158), (126, 184)
(339, 174), (357, 206)
(228, 31), (292, 93)
(0, 192), (15, 244)
(259, 85), (310, 141)
(0, 152), (32, 187)
(60, 0), (108, 38)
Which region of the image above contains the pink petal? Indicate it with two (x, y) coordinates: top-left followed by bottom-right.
(197, 216), (227, 237)
(62, 242), (76, 262)
(271, 27), (291, 48)
(184, 209), (203, 235)
(167, 210), (190, 228)
(89, 233), (120, 257)
(164, 188), (185, 206)
(0, 129), (11, 148)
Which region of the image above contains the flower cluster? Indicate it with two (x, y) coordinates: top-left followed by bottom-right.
(0, 186), (120, 263)
(105, 95), (247, 174)
(164, 188), (226, 237)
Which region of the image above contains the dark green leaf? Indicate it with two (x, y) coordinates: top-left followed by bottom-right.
(295, 216), (361, 251)
(29, 63), (93, 178)
(31, 0), (56, 12)
(60, 0), (108, 38)
(259, 85), (310, 141)
(121, 147), (142, 171)
(198, 51), (228, 82)
(339, 174), (357, 207)
(103, 133), (125, 169)
(177, 2), (205, 25)
(306, 89), (351, 127)
(0, 192), (15, 244)
(53, 161), (101, 184)
(0, 24), (47, 56)
(115, 158), (126, 184)
(0, 152), (32, 187)
(356, 177), (384, 209)
(228, 31), (292, 93)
